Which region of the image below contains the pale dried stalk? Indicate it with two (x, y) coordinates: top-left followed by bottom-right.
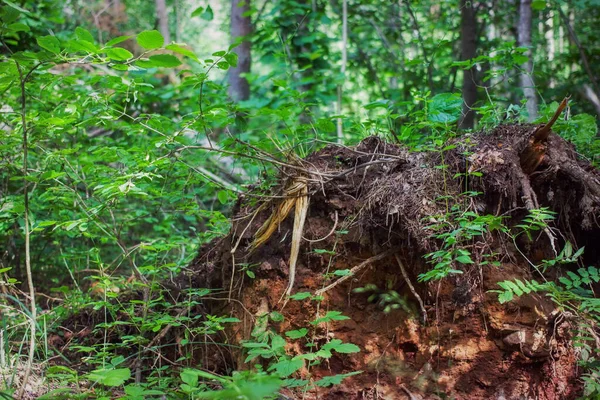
(281, 183), (309, 302)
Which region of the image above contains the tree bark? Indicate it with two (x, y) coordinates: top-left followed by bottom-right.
(459, 0), (477, 130)
(229, 0), (252, 102)
(155, 0), (171, 44)
(518, 0), (538, 121)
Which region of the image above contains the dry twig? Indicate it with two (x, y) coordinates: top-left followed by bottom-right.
(315, 250), (395, 296)
(395, 254), (427, 324)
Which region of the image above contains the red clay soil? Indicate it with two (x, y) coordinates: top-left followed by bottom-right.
(186, 127), (600, 399)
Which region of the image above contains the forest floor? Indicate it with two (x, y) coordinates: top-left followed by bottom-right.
(48, 123), (600, 399)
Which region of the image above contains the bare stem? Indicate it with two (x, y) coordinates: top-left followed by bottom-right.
(15, 61), (37, 400)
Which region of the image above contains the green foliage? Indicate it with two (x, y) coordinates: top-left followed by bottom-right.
(419, 206), (505, 282)
(559, 266), (600, 289)
(1, 0), (600, 397)
(515, 207), (556, 241)
(491, 279), (550, 304)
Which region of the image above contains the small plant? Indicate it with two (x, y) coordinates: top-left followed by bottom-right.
(419, 207), (506, 282)
(515, 207), (556, 241)
(238, 297), (362, 394)
(489, 279), (550, 304)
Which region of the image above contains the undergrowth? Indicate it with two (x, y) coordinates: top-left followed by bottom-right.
(0, 11), (599, 400)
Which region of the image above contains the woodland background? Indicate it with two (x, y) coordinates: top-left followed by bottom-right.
(1, 0), (600, 398)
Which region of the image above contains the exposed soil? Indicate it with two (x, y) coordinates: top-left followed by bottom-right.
(184, 125), (600, 399)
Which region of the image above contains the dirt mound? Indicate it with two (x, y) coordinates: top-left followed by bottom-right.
(185, 122), (600, 399)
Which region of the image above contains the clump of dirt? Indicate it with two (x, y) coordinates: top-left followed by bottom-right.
(185, 123), (600, 399)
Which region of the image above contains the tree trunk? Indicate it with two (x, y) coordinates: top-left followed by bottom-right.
(459, 0), (477, 130)
(155, 0), (171, 44)
(518, 0), (538, 121)
(228, 0), (252, 102)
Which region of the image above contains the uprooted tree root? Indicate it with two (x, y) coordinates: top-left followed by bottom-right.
(183, 120), (600, 399)
(57, 118), (600, 399)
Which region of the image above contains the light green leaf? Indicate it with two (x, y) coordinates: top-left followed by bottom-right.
(191, 6), (204, 17)
(455, 255), (473, 264)
(201, 5), (214, 21)
(217, 190), (229, 204)
(322, 339), (360, 354)
(106, 35), (132, 47)
(107, 47), (133, 61)
(269, 358), (303, 377)
(8, 23), (30, 32)
(75, 27), (95, 43)
(145, 54), (181, 67)
(285, 328), (308, 339)
(37, 35), (60, 54)
(2, 0), (30, 13)
(315, 371), (362, 387)
(428, 93), (462, 123)
(165, 43), (199, 62)
(289, 292), (312, 301)
(67, 40), (97, 53)
(180, 369), (198, 387)
(137, 30), (164, 49)
(531, 0), (546, 10)
(513, 54), (529, 64)
(88, 368), (131, 387)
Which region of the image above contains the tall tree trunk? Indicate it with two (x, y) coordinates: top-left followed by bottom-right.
(459, 0), (477, 130)
(155, 0), (171, 44)
(229, 0), (252, 102)
(336, 0), (347, 143)
(518, 0), (538, 121)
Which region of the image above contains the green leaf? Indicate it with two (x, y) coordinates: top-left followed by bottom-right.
(201, 5), (214, 21)
(311, 311), (350, 325)
(75, 27), (95, 43)
(180, 369), (199, 387)
(455, 255), (473, 264)
(217, 190), (229, 204)
(147, 54), (181, 67)
(8, 23), (30, 32)
(364, 100), (391, 110)
(323, 340), (360, 354)
(333, 269), (351, 277)
(2, 0), (30, 13)
(224, 52), (238, 67)
(270, 311), (284, 322)
(88, 368), (131, 387)
(137, 30), (164, 49)
(315, 371), (362, 387)
(513, 54), (529, 64)
(216, 61), (230, 70)
(498, 291), (513, 304)
(289, 292), (312, 301)
(67, 39), (97, 53)
(106, 35), (132, 47)
(285, 328), (308, 339)
(531, 0), (546, 10)
(107, 47), (133, 61)
(269, 358), (303, 377)
(110, 64), (129, 71)
(165, 43), (199, 62)
(428, 93), (462, 123)
(191, 6), (204, 17)
(37, 35), (60, 54)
